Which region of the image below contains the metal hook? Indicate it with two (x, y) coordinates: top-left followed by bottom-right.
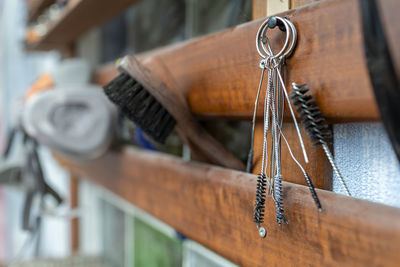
(256, 16), (290, 59)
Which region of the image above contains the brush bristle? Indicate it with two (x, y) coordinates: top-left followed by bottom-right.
(290, 83), (332, 146)
(103, 73), (176, 143)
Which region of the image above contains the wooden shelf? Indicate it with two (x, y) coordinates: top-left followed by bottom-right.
(27, 0), (55, 23)
(55, 147), (400, 267)
(26, 0), (140, 51)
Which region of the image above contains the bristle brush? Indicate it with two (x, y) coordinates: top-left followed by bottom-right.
(290, 83), (351, 196)
(103, 55), (245, 170)
(104, 73), (175, 143)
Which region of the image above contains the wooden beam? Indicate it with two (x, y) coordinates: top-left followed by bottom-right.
(252, 123), (332, 189)
(290, 0), (321, 8)
(96, 0), (388, 122)
(93, 62), (118, 86)
(252, 0), (267, 20)
(55, 148), (400, 267)
(267, 0), (289, 15)
(26, 0), (140, 51)
(69, 175), (79, 252)
(253, 0), (320, 20)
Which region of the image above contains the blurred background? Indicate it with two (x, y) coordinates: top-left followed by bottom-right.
(0, 0), (399, 266)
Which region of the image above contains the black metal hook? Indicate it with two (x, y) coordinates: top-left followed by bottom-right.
(267, 16), (287, 32)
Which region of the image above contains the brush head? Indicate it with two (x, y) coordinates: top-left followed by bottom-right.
(103, 73), (176, 144)
(253, 173), (266, 225)
(290, 83), (332, 146)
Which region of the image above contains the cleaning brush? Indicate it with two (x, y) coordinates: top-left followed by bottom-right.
(290, 83), (351, 196)
(103, 55), (245, 170)
(104, 73), (175, 144)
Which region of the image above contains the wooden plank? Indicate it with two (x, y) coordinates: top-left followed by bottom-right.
(252, 0), (267, 20)
(27, 0), (55, 23)
(93, 62), (118, 86)
(253, 0), (320, 19)
(290, 0), (321, 8)
(70, 175), (79, 252)
(96, 0), (389, 122)
(267, 0), (289, 15)
(26, 0), (140, 51)
(252, 122), (332, 189)
(55, 147), (400, 267)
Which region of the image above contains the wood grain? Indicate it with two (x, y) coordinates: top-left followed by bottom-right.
(56, 147), (400, 267)
(26, 0), (140, 51)
(95, 0), (385, 122)
(252, 122), (332, 189)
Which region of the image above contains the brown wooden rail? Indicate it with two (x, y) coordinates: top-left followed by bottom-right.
(95, 0), (400, 122)
(55, 147), (400, 267)
(26, 0), (140, 50)
(94, 0), (336, 190)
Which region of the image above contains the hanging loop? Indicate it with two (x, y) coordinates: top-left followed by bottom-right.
(256, 16), (297, 61)
(256, 16), (289, 59)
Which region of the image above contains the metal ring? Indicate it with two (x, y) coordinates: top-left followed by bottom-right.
(260, 17), (290, 58)
(262, 18), (296, 59)
(256, 16), (290, 59)
(282, 18), (297, 58)
(255, 18), (270, 58)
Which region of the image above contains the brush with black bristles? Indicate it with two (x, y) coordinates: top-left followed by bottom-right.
(290, 83), (351, 196)
(253, 173), (267, 237)
(103, 55), (245, 170)
(104, 72), (175, 144)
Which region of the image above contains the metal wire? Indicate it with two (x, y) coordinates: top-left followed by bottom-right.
(322, 144), (351, 196)
(247, 66), (266, 173)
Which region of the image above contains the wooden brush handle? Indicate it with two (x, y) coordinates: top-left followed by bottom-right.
(119, 55), (245, 171)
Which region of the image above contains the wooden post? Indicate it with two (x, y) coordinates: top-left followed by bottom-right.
(69, 174), (79, 253)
